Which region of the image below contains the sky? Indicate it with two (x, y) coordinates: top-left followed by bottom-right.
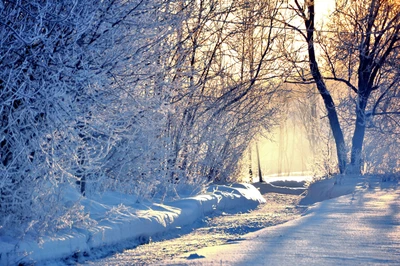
(315, 0), (336, 25)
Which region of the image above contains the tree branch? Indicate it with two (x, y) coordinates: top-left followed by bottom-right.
(372, 112), (400, 116)
(324, 77), (358, 93)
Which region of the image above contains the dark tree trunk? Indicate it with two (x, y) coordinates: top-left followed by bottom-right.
(248, 146), (253, 180)
(324, 98), (347, 174)
(349, 82), (371, 174)
(304, 2), (347, 174)
(349, 110), (367, 174)
(256, 142), (263, 182)
(76, 123), (87, 196)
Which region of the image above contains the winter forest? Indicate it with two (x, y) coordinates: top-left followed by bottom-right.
(0, 0), (399, 245)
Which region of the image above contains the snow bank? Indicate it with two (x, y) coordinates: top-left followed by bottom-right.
(299, 175), (365, 205)
(0, 183), (265, 265)
(298, 174), (396, 205)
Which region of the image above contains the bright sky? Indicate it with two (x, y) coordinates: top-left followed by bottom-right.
(315, 0), (336, 25)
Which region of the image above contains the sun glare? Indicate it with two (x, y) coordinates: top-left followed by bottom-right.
(315, 0), (336, 26)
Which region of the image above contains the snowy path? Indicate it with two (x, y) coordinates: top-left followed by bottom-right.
(82, 193), (304, 265)
(161, 184), (400, 265)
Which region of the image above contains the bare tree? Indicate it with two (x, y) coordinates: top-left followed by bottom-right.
(282, 0), (400, 174)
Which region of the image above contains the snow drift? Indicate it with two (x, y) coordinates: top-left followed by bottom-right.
(0, 183), (265, 265)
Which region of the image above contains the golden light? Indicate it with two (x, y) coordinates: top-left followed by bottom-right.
(244, 0), (338, 180)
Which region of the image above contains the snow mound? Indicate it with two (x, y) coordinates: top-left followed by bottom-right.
(299, 175), (394, 205)
(0, 183), (265, 265)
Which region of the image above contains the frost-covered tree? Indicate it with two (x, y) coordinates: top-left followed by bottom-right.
(134, 0), (285, 187)
(0, 0), (285, 238)
(0, 0), (104, 236)
(0, 0), (179, 236)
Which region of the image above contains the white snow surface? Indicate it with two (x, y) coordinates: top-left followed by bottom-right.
(162, 175), (400, 265)
(0, 183), (265, 265)
(3, 175), (399, 265)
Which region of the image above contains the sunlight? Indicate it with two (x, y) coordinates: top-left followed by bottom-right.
(257, 124), (314, 177)
(245, 0), (337, 180)
(315, 0), (335, 26)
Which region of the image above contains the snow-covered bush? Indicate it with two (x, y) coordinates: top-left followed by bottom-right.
(0, 0), (102, 237)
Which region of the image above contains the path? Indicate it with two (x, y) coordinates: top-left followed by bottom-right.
(83, 192), (304, 265)
(161, 182), (400, 265)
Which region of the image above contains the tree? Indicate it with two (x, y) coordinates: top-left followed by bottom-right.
(282, 0), (400, 174)
(0, 0), (102, 234)
(0, 0), (287, 239)
(0, 0), (180, 235)
(148, 0), (285, 184)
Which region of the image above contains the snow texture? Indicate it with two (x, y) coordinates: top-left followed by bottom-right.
(0, 183), (265, 265)
(162, 175), (400, 265)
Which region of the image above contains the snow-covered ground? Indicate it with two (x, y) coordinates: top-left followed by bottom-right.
(2, 175), (398, 265)
(161, 175), (400, 265)
(83, 191), (304, 265)
(0, 183), (266, 265)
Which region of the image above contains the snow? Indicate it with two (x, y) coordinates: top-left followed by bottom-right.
(161, 175), (400, 265)
(2, 175), (399, 265)
(0, 183), (265, 265)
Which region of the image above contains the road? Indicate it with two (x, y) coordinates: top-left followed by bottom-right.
(160, 185), (400, 265)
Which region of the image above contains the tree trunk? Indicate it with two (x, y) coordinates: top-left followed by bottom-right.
(323, 96), (347, 174)
(349, 94), (369, 174)
(256, 142), (263, 182)
(249, 146), (253, 181)
(304, 3), (347, 174)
